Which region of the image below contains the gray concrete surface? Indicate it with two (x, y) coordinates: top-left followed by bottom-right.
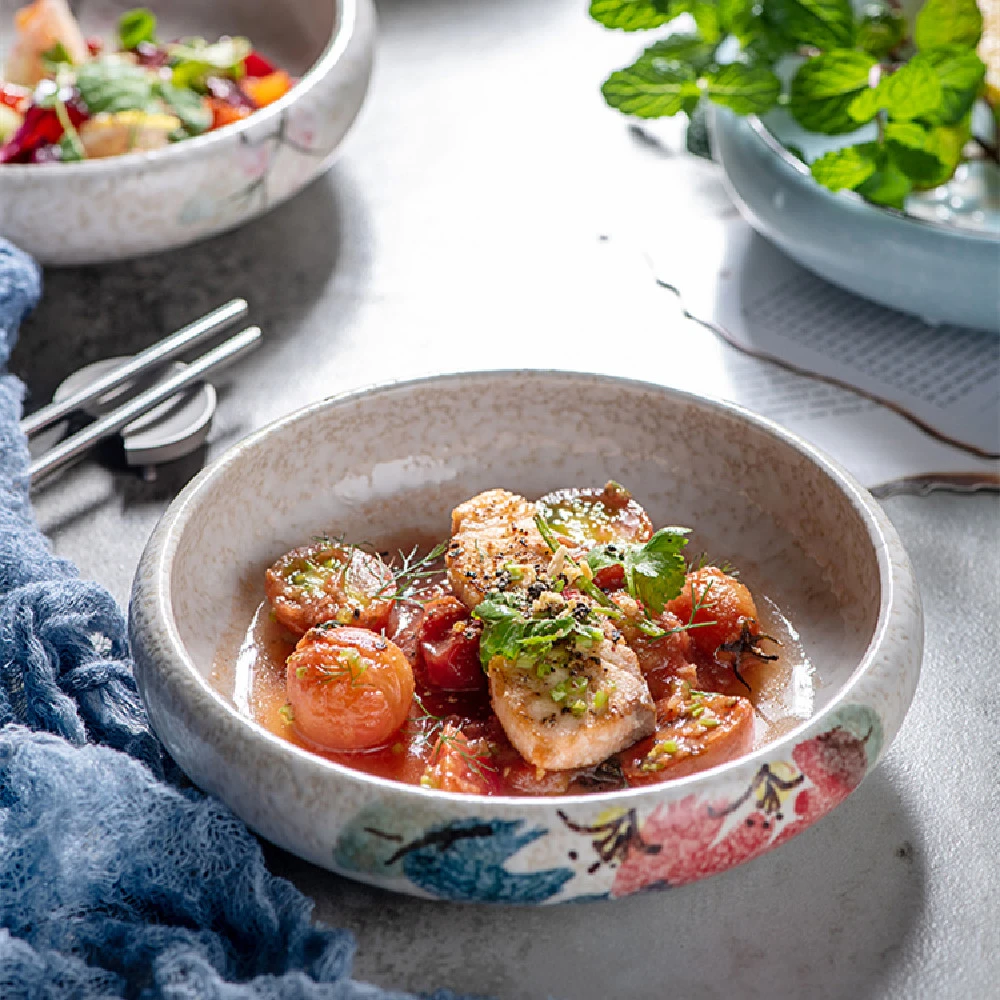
(11, 2), (1000, 997)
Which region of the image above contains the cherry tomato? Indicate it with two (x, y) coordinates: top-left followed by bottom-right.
(286, 626), (414, 751)
(265, 541), (394, 637)
(0, 82), (30, 113)
(666, 566), (759, 657)
(612, 598), (698, 700)
(537, 481), (653, 553)
(418, 596), (485, 692)
(621, 679), (754, 785)
(420, 723), (495, 794)
(592, 562), (625, 592)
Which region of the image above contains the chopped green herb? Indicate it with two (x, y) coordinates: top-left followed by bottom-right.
(118, 8), (157, 51)
(570, 699), (588, 717)
(278, 703), (294, 724)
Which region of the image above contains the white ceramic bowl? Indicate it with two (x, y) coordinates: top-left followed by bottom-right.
(0, 0), (374, 265)
(129, 372), (923, 904)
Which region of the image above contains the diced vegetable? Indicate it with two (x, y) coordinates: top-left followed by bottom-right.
(240, 69), (293, 109)
(243, 50), (276, 78)
(77, 109), (178, 158)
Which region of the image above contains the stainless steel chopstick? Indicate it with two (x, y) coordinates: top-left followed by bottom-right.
(29, 325), (262, 487)
(20, 297), (249, 438)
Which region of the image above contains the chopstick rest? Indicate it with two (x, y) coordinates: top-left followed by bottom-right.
(50, 357), (217, 480)
(29, 326), (262, 488)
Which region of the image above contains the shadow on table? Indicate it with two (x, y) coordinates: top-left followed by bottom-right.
(11, 168), (350, 415)
(264, 766), (926, 1000)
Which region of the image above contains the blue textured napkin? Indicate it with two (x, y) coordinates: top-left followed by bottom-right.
(0, 241), (471, 1000)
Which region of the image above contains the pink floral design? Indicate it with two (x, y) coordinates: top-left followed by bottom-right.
(609, 722), (872, 898)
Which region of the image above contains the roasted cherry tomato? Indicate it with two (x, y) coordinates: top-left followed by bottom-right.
(612, 595), (698, 700)
(286, 626), (414, 751)
(621, 679), (754, 785)
(265, 541), (394, 638)
(666, 566), (760, 657)
(419, 723), (496, 794)
(537, 481), (653, 553)
(418, 596), (485, 691)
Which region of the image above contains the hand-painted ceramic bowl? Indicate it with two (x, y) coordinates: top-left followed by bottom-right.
(711, 106), (1000, 333)
(129, 371), (923, 904)
(0, 0), (374, 265)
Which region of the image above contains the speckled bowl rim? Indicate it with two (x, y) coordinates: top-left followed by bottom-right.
(744, 112), (1000, 245)
(136, 370), (907, 808)
(0, 0), (356, 176)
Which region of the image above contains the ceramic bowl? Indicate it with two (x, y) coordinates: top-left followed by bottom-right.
(0, 0), (374, 265)
(711, 106), (1000, 333)
(129, 371), (923, 904)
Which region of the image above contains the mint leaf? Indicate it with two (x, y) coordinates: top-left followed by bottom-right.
(76, 60), (158, 114)
(602, 57), (700, 117)
(855, 158), (911, 209)
(762, 0), (855, 51)
(885, 119), (967, 188)
(913, 47), (987, 125)
(118, 8), (157, 50)
(642, 33), (718, 73)
(719, 0), (754, 33)
(789, 50), (878, 134)
(810, 142), (879, 190)
(914, 0), (983, 50)
(705, 63), (781, 114)
(877, 59), (943, 121)
(688, 1), (723, 44)
(155, 80), (211, 136)
(855, 3), (906, 58)
(589, 0), (674, 30)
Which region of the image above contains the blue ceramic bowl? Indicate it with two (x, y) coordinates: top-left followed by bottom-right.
(710, 106), (1000, 333)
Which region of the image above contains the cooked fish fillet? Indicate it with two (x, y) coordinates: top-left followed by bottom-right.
(488, 625), (656, 771)
(446, 489), (552, 610)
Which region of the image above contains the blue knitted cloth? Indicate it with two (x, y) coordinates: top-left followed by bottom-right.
(0, 242), (469, 1000)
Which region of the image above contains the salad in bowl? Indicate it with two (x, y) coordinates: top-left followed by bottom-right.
(0, 0), (294, 163)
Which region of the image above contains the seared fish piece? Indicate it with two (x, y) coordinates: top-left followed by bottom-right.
(488, 623), (656, 771)
(446, 489), (552, 610)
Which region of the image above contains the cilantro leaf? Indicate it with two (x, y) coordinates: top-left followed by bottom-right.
(809, 142), (880, 191)
(586, 527), (690, 615)
(624, 527), (690, 614)
(118, 8), (157, 51)
(589, 0), (675, 31)
(473, 593), (604, 670)
(705, 63), (781, 115)
(76, 60), (159, 115)
(789, 50), (878, 134)
(914, 0), (983, 50)
(761, 0), (855, 52)
(601, 55), (701, 118)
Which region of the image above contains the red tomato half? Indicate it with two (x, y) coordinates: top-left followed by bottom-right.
(418, 596), (485, 692)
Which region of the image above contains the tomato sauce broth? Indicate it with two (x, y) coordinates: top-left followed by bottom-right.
(229, 567), (816, 797)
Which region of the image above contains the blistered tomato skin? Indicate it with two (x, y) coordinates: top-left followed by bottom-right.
(286, 626), (414, 751)
(418, 596), (485, 692)
(265, 542), (394, 638)
(612, 597), (698, 700)
(537, 482), (653, 552)
(666, 566), (760, 657)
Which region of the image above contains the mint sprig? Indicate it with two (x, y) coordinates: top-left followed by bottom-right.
(594, 0), (992, 212)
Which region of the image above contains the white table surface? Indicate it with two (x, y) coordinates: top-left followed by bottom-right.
(12, 2), (1000, 997)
